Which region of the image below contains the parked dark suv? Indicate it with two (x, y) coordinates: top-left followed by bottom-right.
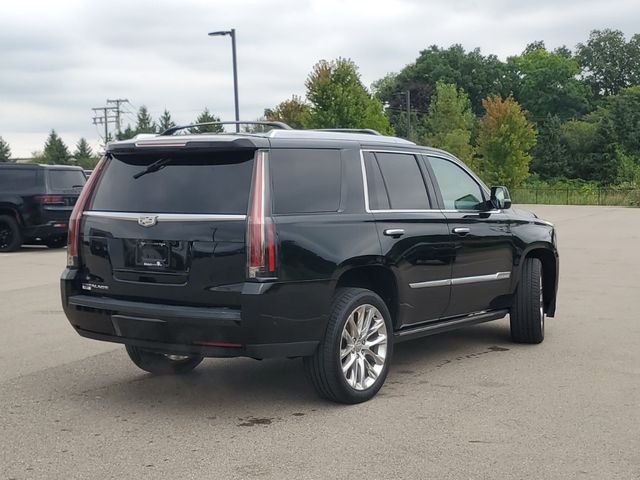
(60, 123), (558, 403)
(0, 164), (86, 251)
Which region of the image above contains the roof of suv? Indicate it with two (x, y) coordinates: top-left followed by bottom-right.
(106, 128), (426, 154)
(0, 163), (84, 170)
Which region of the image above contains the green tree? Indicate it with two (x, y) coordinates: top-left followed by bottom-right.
(264, 95), (311, 129)
(73, 138), (99, 169)
(305, 58), (393, 134)
(509, 47), (591, 121)
(116, 125), (136, 141)
(157, 109), (176, 133)
(577, 29), (640, 97)
(42, 130), (71, 165)
(530, 114), (567, 179)
(607, 86), (640, 159)
(477, 96), (537, 188)
(422, 81), (477, 170)
(134, 106), (156, 134)
(0, 136), (11, 162)
(561, 111), (623, 184)
(190, 108), (223, 134)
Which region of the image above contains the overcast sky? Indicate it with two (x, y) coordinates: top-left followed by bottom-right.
(1, 0), (639, 157)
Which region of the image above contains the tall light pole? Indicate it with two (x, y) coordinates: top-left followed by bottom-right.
(208, 29), (240, 132)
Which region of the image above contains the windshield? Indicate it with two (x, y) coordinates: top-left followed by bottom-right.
(89, 151), (255, 214)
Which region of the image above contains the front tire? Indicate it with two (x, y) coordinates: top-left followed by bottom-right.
(0, 215), (22, 252)
(304, 288), (393, 404)
(510, 257), (545, 344)
(125, 345), (203, 375)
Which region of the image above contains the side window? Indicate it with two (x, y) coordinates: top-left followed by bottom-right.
(0, 170), (38, 191)
(364, 152), (430, 210)
(363, 152), (389, 210)
(270, 149), (342, 214)
(428, 156), (485, 211)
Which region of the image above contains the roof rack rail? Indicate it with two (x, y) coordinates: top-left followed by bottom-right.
(313, 128), (382, 136)
(161, 121), (292, 136)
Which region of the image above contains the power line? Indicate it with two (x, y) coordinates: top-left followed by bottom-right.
(106, 99), (130, 135)
(91, 106), (117, 144)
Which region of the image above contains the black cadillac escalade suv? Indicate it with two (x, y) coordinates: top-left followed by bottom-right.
(0, 164), (86, 251)
(61, 123), (558, 404)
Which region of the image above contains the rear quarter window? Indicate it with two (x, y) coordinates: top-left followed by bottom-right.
(0, 169), (39, 191)
(270, 149), (342, 214)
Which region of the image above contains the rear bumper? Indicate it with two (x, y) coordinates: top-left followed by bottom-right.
(23, 220), (69, 241)
(60, 268), (326, 359)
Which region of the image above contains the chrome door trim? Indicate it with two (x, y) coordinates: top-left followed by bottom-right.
(409, 271), (511, 289)
(84, 211), (247, 222)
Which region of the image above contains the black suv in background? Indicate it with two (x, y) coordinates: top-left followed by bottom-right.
(0, 164), (86, 251)
(61, 123), (558, 403)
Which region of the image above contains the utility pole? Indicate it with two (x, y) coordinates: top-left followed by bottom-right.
(106, 99), (129, 136)
(406, 90), (411, 141)
(208, 29), (240, 132)
(91, 106), (117, 146)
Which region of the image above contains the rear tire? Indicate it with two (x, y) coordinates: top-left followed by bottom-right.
(510, 257), (545, 344)
(125, 345), (203, 375)
(45, 236), (67, 249)
(304, 288), (393, 404)
(0, 215), (22, 252)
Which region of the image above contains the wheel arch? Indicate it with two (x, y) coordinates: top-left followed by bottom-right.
(334, 264), (399, 328)
(515, 244), (559, 317)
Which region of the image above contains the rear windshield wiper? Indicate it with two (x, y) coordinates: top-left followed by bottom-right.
(133, 158), (173, 179)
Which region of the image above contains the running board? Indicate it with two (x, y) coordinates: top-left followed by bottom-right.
(394, 309), (509, 343)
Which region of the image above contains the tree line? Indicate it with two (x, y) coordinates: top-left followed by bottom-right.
(1, 28), (638, 189)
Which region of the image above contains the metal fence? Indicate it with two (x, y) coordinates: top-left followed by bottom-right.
(511, 188), (640, 207)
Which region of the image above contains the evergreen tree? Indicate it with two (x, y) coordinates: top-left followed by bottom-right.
(305, 58), (393, 134)
(530, 115), (567, 179)
(0, 136), (11, 162)
(42, 130), (71, 165)
(477, 96), (537, 188)
(157, 109), (176, 133)
(134, 106), (156, 134)
(190, 108), (224, 134)
(422, 81), (477, 170)
(117, 125), (136, 141)
(73, 138), (99, 169)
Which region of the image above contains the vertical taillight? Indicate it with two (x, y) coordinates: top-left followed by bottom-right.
(247, 150), (277, 279)
(67, 156), (107, 267)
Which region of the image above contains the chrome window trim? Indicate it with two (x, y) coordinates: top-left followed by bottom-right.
(360, 150), (502, 215)
(84, 211), (246, 222)
(409, 271), (511, 289)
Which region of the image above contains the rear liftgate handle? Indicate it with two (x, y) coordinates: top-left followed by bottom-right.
(383, 228), (405, 238)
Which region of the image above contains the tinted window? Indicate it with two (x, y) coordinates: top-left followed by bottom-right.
(374, 152), (430, 209)
(0, 170), (39, 191)
(363, 152), (390, 210)
(428, 156), (485, 210)
(91, 151), (254, 214)
(47, 170), (86, 190)
(270, 149), (341, 214)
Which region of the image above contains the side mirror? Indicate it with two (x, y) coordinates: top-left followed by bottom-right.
(490, 186), (512, 210)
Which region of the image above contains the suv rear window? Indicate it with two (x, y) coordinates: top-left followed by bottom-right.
(47, 170), (86, 191)
(90, 151), (254, 214)
(270, 149), (341, 214)
(0, 169), (39, 191)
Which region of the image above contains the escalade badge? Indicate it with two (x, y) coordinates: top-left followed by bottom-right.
(138, 215), (158, 227)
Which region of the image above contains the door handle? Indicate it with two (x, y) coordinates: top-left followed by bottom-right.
(383, 228), (405, 237)
(453, 227), (470, 236)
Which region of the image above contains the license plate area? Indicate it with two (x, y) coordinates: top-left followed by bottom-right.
(136, 241), (170, 268)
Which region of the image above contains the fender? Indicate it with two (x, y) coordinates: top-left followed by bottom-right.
(0, 196), (24, 225)
(511, 241), (559, 317)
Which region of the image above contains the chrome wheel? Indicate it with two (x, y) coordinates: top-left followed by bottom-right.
(539, 275), (545, 332)
(165, 354), (191, 362)
(340, 304), (388, 391)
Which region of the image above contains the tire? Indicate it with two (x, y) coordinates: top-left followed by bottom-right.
(304, 288), (393, 404)
(125, 345), (203, 375)
(45, 235), (67, 249)
(510, 257), (545, 344)
(0, 215), (22, 252)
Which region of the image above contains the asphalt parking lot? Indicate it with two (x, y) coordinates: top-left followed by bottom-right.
(1, 205), (639, 480)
